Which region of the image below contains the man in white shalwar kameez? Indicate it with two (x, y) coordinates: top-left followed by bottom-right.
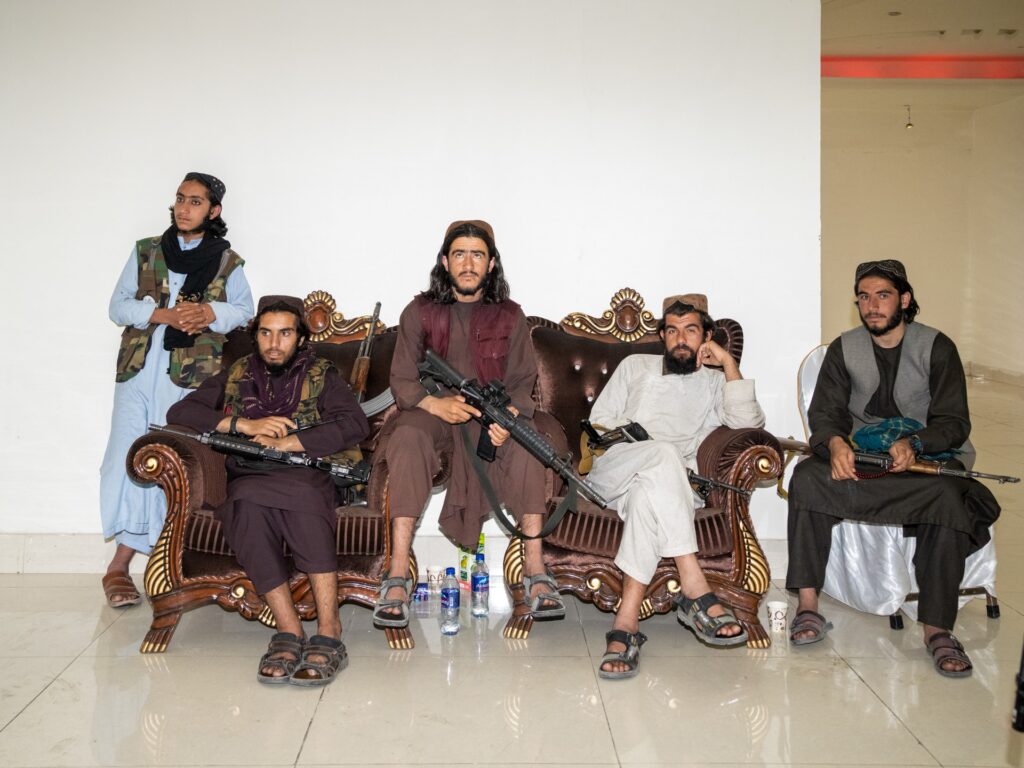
(587, 295), (765, 679)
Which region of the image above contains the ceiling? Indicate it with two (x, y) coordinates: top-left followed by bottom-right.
(822, 1), (1024, 108)
(822, 0), (1024, 56)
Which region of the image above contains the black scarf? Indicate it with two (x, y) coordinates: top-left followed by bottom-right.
(160, 225), (231, 350)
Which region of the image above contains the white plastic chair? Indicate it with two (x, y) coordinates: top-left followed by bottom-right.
(790, 345), (998, 628)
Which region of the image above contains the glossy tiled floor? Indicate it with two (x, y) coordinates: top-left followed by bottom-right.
(1, 379), (1022, 767)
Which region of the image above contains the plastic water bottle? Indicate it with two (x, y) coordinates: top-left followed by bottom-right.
(440, 567), (460, 635)
(471, 553), (489, 617)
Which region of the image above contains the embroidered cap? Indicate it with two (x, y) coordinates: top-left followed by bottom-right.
(662, 293), (709, 315)
(183, 172), (226, 203)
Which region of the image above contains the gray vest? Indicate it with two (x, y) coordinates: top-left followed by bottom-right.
(840, 322), (973, 455)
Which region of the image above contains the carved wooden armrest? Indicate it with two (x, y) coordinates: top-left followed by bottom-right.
(696, 427), (784, 511)
(127, 428), (227, 521)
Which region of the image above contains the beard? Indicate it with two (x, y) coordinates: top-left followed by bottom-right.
(860, 305), (904, 337)
(168, 208), (210, 236)
(449, 270), (489, 297)
(664, 343), (699, 375)
(261, 345), (300, 374)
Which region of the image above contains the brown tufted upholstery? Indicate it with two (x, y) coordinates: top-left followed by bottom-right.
(501, 290), (782, 647)
(127, 292), (419, 653)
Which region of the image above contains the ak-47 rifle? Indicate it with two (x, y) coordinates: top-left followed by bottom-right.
(417, 349), (606, 539)
(777, 437), (1020, 485)
(149, 425), (370, 486)
(579, 419), (752, 499)
(349, 302), (381, 404)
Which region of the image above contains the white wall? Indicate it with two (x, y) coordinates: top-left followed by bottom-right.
(968, 94), (1024, 380)
(0, 1), (820, 562)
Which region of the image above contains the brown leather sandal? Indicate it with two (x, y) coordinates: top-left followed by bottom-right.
(789, 609), (833, 646)
(257, 632), (305, 685)
(926, 631), (973, 678)
(102, 572), (142, 608)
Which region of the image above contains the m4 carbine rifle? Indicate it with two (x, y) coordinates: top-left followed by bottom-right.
(776, 437), (1020, 484)
(417, 349), (608, 517)
(149, 425), (370, 486)
(579, 419), (752, 499)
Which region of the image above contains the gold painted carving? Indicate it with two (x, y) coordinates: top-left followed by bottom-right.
(561, 287), (658, 342)
(303, 290), (384, 342)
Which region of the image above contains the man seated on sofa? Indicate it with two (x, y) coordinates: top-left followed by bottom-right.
(167, 295), (369, 686)
(584, 295), (765, 679)
(376, 220), (560, 627)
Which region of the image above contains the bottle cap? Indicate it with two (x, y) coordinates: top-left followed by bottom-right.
(476, 553), (485, 562)
(445, 567), (455, 576)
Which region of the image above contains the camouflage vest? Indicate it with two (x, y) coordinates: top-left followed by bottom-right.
(114, 236), (244, 388)
(222, 354), (362, 465)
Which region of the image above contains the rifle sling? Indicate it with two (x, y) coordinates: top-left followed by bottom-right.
(459, 425), (576, 541)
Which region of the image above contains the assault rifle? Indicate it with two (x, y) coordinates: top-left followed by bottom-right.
(777, 437), (1020, 484)
(149, 425), (370, 486)
(417, 349), (607, 516)
(579, 419), (752, 499)
(350, 302), (381, 404)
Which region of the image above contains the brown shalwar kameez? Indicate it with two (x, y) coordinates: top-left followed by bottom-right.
(167, 361), (369, 594)
(386, 298), (545, 549)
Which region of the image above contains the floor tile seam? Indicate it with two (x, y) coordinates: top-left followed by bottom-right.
(0, 652), (80, 736)
(581, 620), (625, 768)
(835, 655), (943, 767)
(0, 599), (137, 733)
(292, 685), (327, 768)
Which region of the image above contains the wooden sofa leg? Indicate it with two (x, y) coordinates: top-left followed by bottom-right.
(384, 626), (414, 650)
(140, 609), (183, 654)
(501, 537), (534, 639)
(741, 617), (770, 649)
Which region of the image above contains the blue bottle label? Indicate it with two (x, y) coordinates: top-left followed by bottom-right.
(472, 573), (489, 591)
(441, 587), (460, 610)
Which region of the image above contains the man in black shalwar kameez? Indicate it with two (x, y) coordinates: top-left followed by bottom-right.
(786, 261), (1000, 678)
(168, 296), (369, 686)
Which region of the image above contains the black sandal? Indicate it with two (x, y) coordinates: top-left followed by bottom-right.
(290, 635), (348, 687)
(597, 629), (647, 680)
(256, 632), (305, 685)
(926, 631), (973, 679)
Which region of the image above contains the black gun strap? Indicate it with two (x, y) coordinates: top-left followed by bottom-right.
(459, 425), (576, 541)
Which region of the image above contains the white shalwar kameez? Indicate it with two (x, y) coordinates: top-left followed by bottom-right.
(587, 355), (765, 583)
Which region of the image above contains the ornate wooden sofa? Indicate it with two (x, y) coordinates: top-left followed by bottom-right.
(500, 288), (783, 647)
(127, 291), (424, 653)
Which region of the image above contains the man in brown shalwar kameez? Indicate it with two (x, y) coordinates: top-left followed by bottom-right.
(375, 220), (561, 627)
(168, 296), (369, 686)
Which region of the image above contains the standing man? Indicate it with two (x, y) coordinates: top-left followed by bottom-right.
(375, 220), (560, 627)
(168, 296), (369, 685)
(100, 172), (253, 608)
(787, 260), (1000, 678)
(585, 296), (765, 679)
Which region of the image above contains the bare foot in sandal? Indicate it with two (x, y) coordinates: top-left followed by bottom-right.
(924, 627), (973, 678)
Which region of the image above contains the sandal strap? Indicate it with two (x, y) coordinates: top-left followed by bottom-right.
(677, 591), (720, 615)
(379, 576), (412, 595)
(926, 631), (965, 654)
(605, 629), (648, 648)
(524, 572), (558, 591)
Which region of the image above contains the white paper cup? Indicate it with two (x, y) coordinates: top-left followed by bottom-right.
(766, 600), (789, 633)
(426, 565), (443, 595)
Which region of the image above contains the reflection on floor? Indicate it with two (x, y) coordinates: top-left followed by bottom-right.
(0, 379), (1021, 768)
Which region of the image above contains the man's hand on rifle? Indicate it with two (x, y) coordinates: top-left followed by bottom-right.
(216, 415), (297, 439)
(252, 433), (304, 452)
(488, 405), (518, 448)
(827, 435), (858, 481)
(419, 394), (481, 425)
(888, 437), (916, 473)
